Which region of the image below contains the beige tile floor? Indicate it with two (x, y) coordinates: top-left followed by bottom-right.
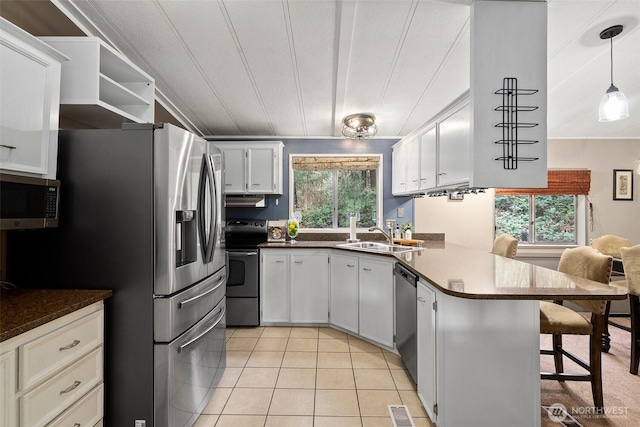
(195, 326), (435, 427)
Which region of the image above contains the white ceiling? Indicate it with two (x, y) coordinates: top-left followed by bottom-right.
(54, 0), (640, 139)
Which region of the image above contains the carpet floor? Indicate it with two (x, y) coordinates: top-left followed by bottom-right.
(540, 317), (639, 426)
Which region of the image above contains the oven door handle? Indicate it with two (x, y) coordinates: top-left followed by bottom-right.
(229, 252), (258, 256)
(178, 277), (225, 309)
(178, 306), (225, 353)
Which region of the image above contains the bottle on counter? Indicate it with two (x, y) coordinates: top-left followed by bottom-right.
(395, 225), (401, 239)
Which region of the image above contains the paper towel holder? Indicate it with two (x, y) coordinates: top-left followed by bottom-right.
(346, 213), (360, 243)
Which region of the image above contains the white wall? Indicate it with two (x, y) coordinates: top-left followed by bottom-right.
(415, 189), (495, 252)
(414, 139), (640, 252)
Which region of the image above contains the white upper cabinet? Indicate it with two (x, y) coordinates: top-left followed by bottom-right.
(214, 142), (284, 195)
(392, 143), (408, 195)
(392, 95), (470, 195)
(437, 102), (470, 188)
(418, 126), (437, 190)
(0, 18), (68, 179)
(39, 37), (155, 128)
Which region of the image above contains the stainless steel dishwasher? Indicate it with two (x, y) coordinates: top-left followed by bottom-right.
(395, 263), (418, 383)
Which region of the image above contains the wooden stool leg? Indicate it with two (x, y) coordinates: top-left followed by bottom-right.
(602, 301), (611, 353)
(631, 295), (640, 375)
(591, 313), (605, 409)
(552, 333), (564, 379)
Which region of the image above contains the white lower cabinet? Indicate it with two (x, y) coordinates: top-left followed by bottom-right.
(329, 252), (395, 348)
(261, 249), (329, 324)
(417, 281), (437, 422)
(329, 253), (359, 334)
(291, 252), (330, 323)
(262, 249), (395, 349)
(0, 350), (16, 427)
(261, 251), (291, 323)
(0, 302), (105, 427)
(358, 257), (395, 348)
(416, 279), (541, 426)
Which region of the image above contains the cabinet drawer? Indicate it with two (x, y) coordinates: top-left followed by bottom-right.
(21, 347), (103, 427)
(47, 383), (103, 427)
(20, 311), (103, 390)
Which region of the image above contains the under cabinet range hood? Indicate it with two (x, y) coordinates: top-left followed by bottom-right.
(226, 194), (266, 207)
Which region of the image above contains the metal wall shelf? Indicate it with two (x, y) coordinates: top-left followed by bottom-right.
(494, 77), (539, 170)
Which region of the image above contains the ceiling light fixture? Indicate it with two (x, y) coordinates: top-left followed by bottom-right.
(598, 25), (629, 122)
(342, 113), (378, 139)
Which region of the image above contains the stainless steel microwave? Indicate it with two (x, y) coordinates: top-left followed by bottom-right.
(0, 173), (60, 230)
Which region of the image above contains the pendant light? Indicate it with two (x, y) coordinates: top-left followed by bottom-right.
(598, 25), (629, 122)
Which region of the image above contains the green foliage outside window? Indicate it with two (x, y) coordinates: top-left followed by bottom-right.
(495, 195), (576, 243)
(293, 168), (378, 229)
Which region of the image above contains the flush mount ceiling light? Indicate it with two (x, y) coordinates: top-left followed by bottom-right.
(342, 113), (378, 139)
(598, 25), (629, 122)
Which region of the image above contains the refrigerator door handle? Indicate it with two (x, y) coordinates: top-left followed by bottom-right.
(177, 276), (225, 309)
(207, 154), (217, 263)
(177, 305), (225, 353)
(197, 153), (216, 262)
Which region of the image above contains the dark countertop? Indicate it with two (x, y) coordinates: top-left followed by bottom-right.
(0, 289), (113, 342)
(260, 240), (627, 301)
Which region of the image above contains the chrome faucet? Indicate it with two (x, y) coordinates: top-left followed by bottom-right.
(369, 226), (394, 245)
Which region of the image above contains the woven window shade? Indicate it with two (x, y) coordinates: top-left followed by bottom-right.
(292, 156), (380, 171)
(495, 170), (591, 196)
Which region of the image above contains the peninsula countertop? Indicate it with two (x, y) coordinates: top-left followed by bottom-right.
(0, 288), (113, 342)
(259, 240), (627, 301)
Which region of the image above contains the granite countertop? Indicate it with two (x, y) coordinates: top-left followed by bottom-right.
(0, 289), (113, 342)
(260, 240), (627, 301)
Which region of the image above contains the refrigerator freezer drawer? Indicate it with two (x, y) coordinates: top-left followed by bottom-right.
(154, 298), (226, 427)
(154, 269), (226, 342)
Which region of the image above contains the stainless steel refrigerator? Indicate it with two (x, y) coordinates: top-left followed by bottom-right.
(8, 123), (226, 427)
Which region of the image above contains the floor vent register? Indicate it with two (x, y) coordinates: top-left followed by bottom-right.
(388, 405), (415, 427)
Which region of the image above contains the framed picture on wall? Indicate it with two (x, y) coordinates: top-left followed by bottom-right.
(613, 169), (634, 201)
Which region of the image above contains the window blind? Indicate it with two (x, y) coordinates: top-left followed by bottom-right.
(291, 156), (380, 171)
(495, 169), (591, 196)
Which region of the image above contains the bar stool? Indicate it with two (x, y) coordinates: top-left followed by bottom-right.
(540, 246), (613, 409)
(591, 234), (632, 352)
(620, 245), (640, 375)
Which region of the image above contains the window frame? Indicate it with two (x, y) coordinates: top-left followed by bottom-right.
(494, 193), (587, 247)
(288, 153), (384, 232)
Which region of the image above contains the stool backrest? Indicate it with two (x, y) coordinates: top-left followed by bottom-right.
(492, 234), (518, 259)
(621, 245), (640, 297)
(591, 235), (632, 254)
(558, 246), (612, 315)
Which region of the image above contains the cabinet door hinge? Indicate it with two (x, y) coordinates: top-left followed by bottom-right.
(432, 301), (438, 311)
(393, 334), (396, 344)
(433, 403), (438, 416)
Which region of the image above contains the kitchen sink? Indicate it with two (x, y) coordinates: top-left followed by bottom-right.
(337, 241), (424, 254)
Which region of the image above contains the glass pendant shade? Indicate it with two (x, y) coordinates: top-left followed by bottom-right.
(598, 84), (629, 122)
(598, 25), (629, 122)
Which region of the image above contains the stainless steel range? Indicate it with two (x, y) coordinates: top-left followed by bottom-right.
(225, 219), (268, 326)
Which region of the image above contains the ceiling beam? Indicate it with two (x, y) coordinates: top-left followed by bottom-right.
(332, 0), (357, 137)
